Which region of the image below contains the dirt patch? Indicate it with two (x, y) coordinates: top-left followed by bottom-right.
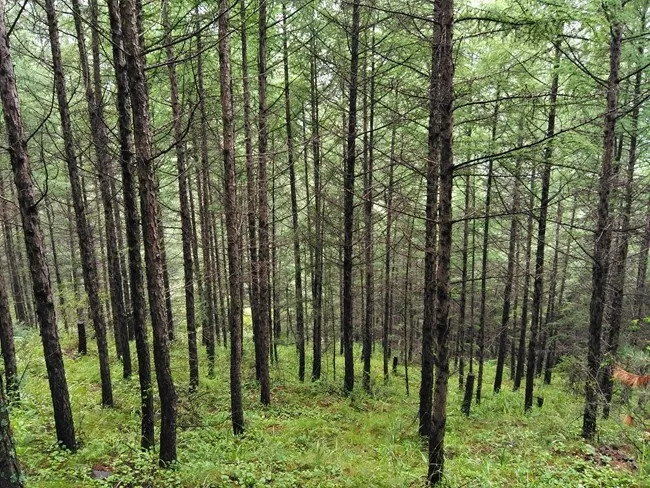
(91, 463), (112, 479)
(585, 445), (637, 472)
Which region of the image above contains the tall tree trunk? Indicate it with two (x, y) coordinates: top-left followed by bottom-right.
(476, 99), (498, 405)
(419, 0), (442, 437)
(162, 0), (198, 389)
(601, 66), (642, 419)
(582, 9), (622, 439)
(310, 27), (323, 381)
(44, 0), (113, 406)
(524, 48), (559, 411)
(514, 169), (536, 390)
(195, 26), (217, 361)
(342, 0), (361, 393)
(541, 200), (563, 382)
(0, 6), (76, 448)
(427, 0), (454, 480)
(218, 0), (245, 435)
(494, 161), (521, 393)
(106, 0), (154, 449)
(458, 173), (470, 389)
(76, 0), (132, 378)
(361, 28), (375, 391)
(256, 0), (272, 405)
(239, 0), (261, 380)
(120, 0), (177, 464)
(282, 5), (305, 382)
(383, 126), (395, 382)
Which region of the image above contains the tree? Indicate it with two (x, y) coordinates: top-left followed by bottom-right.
(428, 0), (454, 481)
(106, 0), (155, 449)
(120, 0), (177, 464)
(0, 1), (76, 449)
(524, 46), (559, 412)
(582, 1), (623, 439)
(218, 0), (245, 435)
(282, 4), (306, 382)
(44, 0), (113, 407)
(256, 0), (272, 405)
(342, 0), (361, 394)
(161, 0), (198, 391)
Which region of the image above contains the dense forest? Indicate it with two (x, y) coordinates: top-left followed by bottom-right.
(0, 0), (648, 485)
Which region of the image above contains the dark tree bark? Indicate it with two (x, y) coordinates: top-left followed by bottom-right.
(120, 0), (177, 464)
(458, 173), (470, 390)
(106, 0), (155, 449)
(160, 221), (174, 341)
(383, 126), (395, 383)
(44, 0), (113, 407)
(601, 66), (642, 419)
(0, 253), (17, 398)
(544, 200), (576, 384)
(0, 373), (21, 488)
(635, 195), (650, 318)
(540, 200), (563, 382)
(476, 99), (498, 405)
(74, 0), (132, 378)
(514, 170), (536, 391)
(0, 177), (27, 327)
(582, 9), (622, 439)
(45, 201), (68, 334)
(361, 29), (375, 391)
(342, 0), (361, 394)
(310, 28), (323, 381)
(256, 0), (272, 405)
(419, 0), (442, 437)
(427, 0), (454, 481)
(0, 6), (76, 449)
(402, 212), (415, 396)
(218, 0), (245, 435)
(195, 26), (217, 362)
(239, 0), (262, 380)
(282, 5), (306, 382)
(162, 0), (198, 390)
(494, 160), (521, 393)
(524, 49), (559, 412)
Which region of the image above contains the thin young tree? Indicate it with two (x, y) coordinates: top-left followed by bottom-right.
(524, 47), (559, 412)
(282, 4), (306, 382)
(162, 0), (198, 390)
(494, 160), (521, 393)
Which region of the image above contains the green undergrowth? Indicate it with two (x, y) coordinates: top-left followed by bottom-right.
(7, 325), (649, 487)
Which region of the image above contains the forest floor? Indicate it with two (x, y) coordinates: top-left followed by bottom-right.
(8, 323), (649, 487)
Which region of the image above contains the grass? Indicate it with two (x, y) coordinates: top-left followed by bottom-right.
(7, 322), (649, 487)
